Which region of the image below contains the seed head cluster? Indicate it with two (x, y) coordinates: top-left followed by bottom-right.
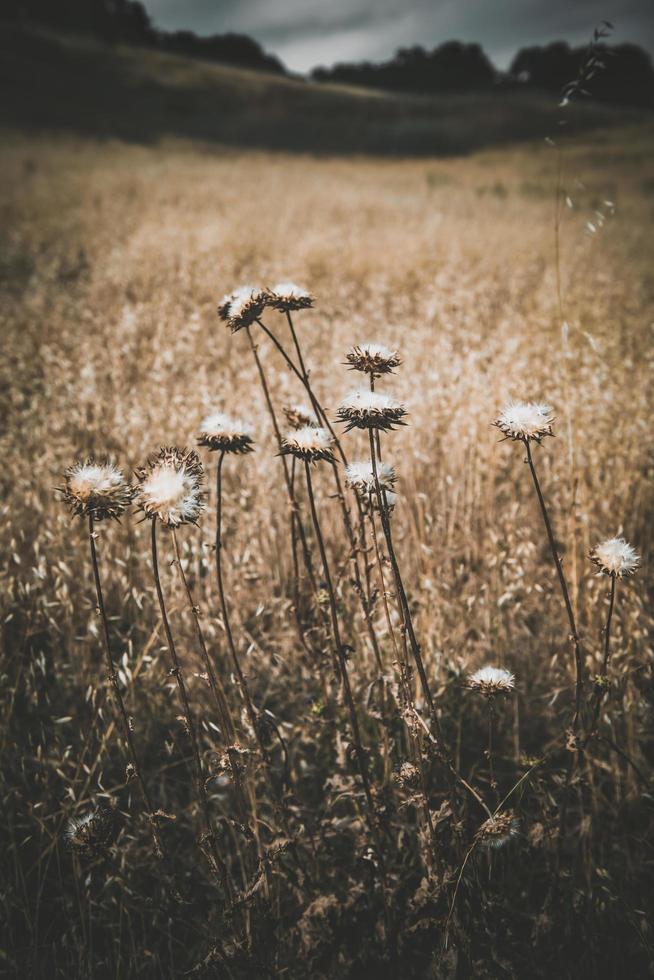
(61, 459), (134, 522)
(266, 281), (314, 312)
(65, 805), (116, 856)
(198, 411), (255, 455)
(283, 402), (318, 429)
(345, 460), (397, 496)
(281, 426), (334, 463)
(218, 284), (267, 332)
(336, 388), (407, 432)
(346, 342), (402, 377)
(494, 401), (554, 442)
(590, 536), (640, 578)
(136, 447), (204, 527)
(468, 665), (515, 697)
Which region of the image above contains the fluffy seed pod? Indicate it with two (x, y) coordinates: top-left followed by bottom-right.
(280, 426), (334, 463)
(476, 810), (520, 849)
(345, 460), (396, 496)
(65, 804), (117, 857)
(266, 281), (314, 313)
(136, 447), (204, 527)
(336, 388), (407, 433)
(494, 401), (554, 443)
(345, 342), (401, 377)
(217, 285), (266, 332)
(590, 537), (639, 578)
(468, 666), (515, 697)
(198, 412), (255, 455)
(60, 459), (134, 522)
(283, 402), (319, 429)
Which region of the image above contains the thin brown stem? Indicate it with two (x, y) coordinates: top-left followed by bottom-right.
(587, 575), (617, 741)
(88, 515), (164, 858)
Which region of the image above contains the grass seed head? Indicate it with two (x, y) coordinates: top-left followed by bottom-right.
(345, 342), (401, 377)
(281, 425), (334, 463)
(494, 401), (554, 442)
(336, 387), (407, 432)
(198, 411), (255, 454)
(61, 459), (134, 522)
(590, 536), (640, 577)
(136, 447), (204, 527)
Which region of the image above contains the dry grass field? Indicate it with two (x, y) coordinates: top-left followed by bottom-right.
(1, 114), (653, 978)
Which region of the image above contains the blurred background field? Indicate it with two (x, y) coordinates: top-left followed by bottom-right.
(1, 18), (654, 980)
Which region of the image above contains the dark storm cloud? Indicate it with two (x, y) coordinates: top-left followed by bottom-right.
(144, 0), (654, 73)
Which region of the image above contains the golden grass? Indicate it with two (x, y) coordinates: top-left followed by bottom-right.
(1, 123), (653, 977)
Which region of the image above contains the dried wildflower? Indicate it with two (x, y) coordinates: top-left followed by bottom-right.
(345, 342), (401, 377)
(65, 804), (116, 856)
(468, 666), (515, 697)
(476, 810), (520, 849)
(218, 284), (266, 332)
(283, 402), (318, 429)
(280, 426), (334, 463)
(266, 281), (314, 312)
(336, 388), (407, 432)
(136, 447), (204, 527)
(494, 401), (554, 442)
(60, 459), (134, 522)
(345, 460), (396, 496)
(393, 761), (420, 790)
(590, 536), (640, 578)
(198, 411), (255, 455)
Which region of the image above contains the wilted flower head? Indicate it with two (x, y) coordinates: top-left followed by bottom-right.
(266, 281), (314, 313)
(494, 401), (554, 442)
(281, 426), (334, 463)
(65, 804), (116, 856)
(61, 459), (134, 522)
(218, 284), (266, 332)
(198, 411), (255, 454)
(136, 447), (204, 527)
(476, 810), (520, 849)
(468, 666), (515, 697)
(336, 388), (407, 432)
(345, 342), (401, 377)
(283, 402), (319, 429)
(590, 536), (640, 578)
(345, 460), (396, 496)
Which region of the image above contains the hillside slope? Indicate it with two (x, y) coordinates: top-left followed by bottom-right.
(0, 26), (643, 154)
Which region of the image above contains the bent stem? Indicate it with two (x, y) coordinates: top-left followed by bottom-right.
(150, 517), (228, 891)
(88, 516), (164, 858)
(524, 440), (583, 730)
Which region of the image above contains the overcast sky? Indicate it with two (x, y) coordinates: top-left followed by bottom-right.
(143, 0), (654, 73)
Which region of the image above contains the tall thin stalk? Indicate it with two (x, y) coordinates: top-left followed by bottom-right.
(88, 515), (164, 858)
(587, 575), (617, 740)
(524, 441), (584, 730)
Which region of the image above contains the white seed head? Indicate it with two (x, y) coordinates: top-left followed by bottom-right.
(476, 810), (520, 849)
(494, 401), (554, 442)
(266, 281), (314, 312)
(590, 537), (639, 578)
(64, 805), (115, 855)
(283, 402), (319, 429)
(281, 425), (334, 462)
(336, 387), (407, 432)
(345, 342), (401, 376)
(198, 411), (255, 454)
(61, 459), (133, 521)
(468, 665), (515, 697)
(218, 284), (266, 332)
(137, 448), (204, 527)
(345, 460), (397, 495)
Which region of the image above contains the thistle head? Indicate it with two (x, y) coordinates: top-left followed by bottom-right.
(468, 666), (515, 698)
(198, 412), (255, 455)
(590, 537), (639, 578)
(266, 281), (314, 313)
(65, 803), (116, 857)
(60, 459), (134, 522)
(336, 388), (407, 433)
(283, 402), (319, 429)
(476, 810), (520, 849)
(217, 284), (266, 332)
(136, 447), (204, 527)
(345, 460), (397, 496)
(345, 342), (401, 377)
(494, 401), (554, 443)
(280, 426), (334, 463)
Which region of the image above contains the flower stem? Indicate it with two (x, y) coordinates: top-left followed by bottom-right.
(587, 574), (617, 740)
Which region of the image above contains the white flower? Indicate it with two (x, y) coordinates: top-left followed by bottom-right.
(218, 284), (266, 331)
(266, 281), (314, 312)
(336, 387), (407, 432)
(137, 448), (204, 527)
(198, 411), (255, 454)
(494, 401), (554, 442)
(345, 342), (401, 376)
(281, 425), (334, 462)
(62, 459), (133, 521)
(468, 665), (515, 696)
(345, 460), (396, 495)
(591, 537), (639, 578)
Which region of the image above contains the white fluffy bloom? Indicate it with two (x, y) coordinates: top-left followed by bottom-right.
(591, 537), (640, 578)
(336, 387), (407, 432)
(267, 281), (314, 312)
(346, 342), (401, 376)
(137, 448), (204, 527)
(494, 401), (554, 442)
(345, 460), (396, 495)
(218, 284), (266, 331)
(281, 425), (334, 462)
(62, 459), (133, 521)
(198, 411), (255, 454)
(468, 665), (515, 696)
(283, 402), (319, 429)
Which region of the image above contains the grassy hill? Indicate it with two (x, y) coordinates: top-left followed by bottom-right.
(0, 25), (643, 155)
